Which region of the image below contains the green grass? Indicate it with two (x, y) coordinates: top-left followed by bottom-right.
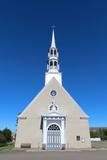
(0, 143), (14, 152)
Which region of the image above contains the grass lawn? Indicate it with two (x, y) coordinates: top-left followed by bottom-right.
(0, 143), (14, 152)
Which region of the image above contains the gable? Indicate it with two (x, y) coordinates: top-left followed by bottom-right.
(19, 78), (89, 118)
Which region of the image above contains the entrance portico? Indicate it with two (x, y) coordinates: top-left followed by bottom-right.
(42, 103), (65, 150)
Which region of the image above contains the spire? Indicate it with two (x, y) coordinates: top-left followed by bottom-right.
(51, 29), (56, 48)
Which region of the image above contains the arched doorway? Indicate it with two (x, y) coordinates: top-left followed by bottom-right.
(47, 124), (61, 150)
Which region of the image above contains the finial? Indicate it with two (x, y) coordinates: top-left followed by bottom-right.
(51, 25), (56, 48)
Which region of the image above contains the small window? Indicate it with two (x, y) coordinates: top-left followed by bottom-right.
(54, 50), (56, 55)
(76, 136), (80, 141)
(54, 61), (57, 66)
(50, 61), (53, 66)
(51, 49), (53, 55)
(50, 105), (57, 111)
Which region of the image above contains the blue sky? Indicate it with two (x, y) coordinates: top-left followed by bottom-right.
(0, 0), (107, 131)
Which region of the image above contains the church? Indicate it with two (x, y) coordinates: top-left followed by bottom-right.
(15, 30), (91, 150)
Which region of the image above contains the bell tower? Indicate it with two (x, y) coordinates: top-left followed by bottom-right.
(45, 29), (62, 85)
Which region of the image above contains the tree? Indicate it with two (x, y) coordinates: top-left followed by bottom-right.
(99, 129), (105, 140)
(90, 128), (107, 140)
(90, 131), (100, 138)
(102, 129), (107, 140)
(2, 128), (12, 142)
(0, 133), (6, 144)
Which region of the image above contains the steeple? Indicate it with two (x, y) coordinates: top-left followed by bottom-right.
(45, 29), (62, 85)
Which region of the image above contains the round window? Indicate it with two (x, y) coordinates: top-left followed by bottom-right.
(50, 90), (57, 96)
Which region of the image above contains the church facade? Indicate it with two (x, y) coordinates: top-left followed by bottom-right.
(15, 30), (91, 150)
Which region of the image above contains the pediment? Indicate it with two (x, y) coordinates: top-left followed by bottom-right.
(19, 77), (89, 119)
(43, 111), (65, 117)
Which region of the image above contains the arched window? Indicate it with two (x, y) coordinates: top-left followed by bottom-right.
(51, 49), (53, 55)
(54, 61), (57, 66)
(54, 49), (56, 55)
(48, 124), (60, 130)
(50, 105), (57, 111)
(50, 61), (53, 66)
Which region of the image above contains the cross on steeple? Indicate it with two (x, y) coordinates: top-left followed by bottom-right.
(51, 25), (56, 29)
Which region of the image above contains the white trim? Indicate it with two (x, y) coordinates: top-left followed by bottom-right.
(45, 72), (62, 85)
(43, 118), (47, 144)
(61, 118), (65, 144)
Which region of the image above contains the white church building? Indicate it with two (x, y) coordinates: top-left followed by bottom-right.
(15, 30), (91, 150)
